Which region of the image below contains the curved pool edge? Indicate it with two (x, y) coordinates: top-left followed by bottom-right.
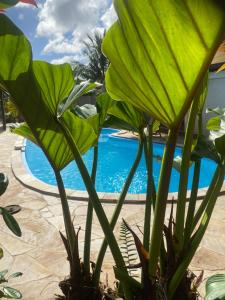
(11, 137), (225, 204)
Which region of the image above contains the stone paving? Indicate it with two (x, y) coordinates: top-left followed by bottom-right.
(0, 127), (225, 299)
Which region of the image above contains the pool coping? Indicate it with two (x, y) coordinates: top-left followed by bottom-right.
(11, 136), (225, 204)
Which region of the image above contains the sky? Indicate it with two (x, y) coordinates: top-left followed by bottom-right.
(6, 0), (117, 64)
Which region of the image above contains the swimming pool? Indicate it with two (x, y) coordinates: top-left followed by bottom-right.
(24, 128), (217, 194)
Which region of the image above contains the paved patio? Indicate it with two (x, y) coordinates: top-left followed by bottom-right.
(0, 127), (225, 299)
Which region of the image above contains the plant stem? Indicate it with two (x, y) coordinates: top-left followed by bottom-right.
(143, 124), (153, 251)
(191, 165), (220, 231)
(183, 160), (201, 247)
(58, 118), (128, 279)
(83, 142), (99, 276)
(148, 128), (178, 278)
(168, 164), (225, 300)
(93, 137), (144, 285)
(175, 97), (200, 250)
(54, 170), (79, 277)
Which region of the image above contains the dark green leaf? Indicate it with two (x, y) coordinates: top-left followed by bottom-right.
(8, 272), (22, 279)
(0, 270), (8, 280)
(0, 208), (21, 237)
(205, 274), (225, 300)
(191, 135), (221, 163)
(0, 248), (3, 259)
(0, 173), (8, 196)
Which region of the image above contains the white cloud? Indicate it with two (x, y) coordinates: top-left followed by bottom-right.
(37, 0), (117, 62)
(16, 2), (36, 9)
(51, 55), (80, 65)
(101, 4), (117, 28)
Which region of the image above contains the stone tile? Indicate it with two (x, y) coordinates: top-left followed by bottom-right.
(12, 275), (62, 300)
(48, 204), (63, 216)
(9, 254), (52, 284)
(191, 247), (225, 271)
(36, 250), (69, 277)
(0, 231), (34, 255)
(20, 199), (47, 210)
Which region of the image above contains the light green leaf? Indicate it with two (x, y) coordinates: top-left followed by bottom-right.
(0, 173), (8, 196)
(108, 100), (146, 132)
(58, 81), (100, 117)
(0, 17), (96, 171)
(103, 0), (225, 128)
(33, 61), (74, 115)
(205, 274), (225, 300)
(2, 287), (22, 299)
(96, 92), (113, 127)
(207, 117), (222, 131)
(0, 208), (21, 237)
(11, 123), (38, 145)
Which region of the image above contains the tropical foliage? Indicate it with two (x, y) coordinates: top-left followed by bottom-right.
(72, 31), (109, 83)
(0, 1), (225, 300)
(0, 173), (22, 299)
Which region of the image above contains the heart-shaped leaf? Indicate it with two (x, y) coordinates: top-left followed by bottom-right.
(103, 0), (225, 128)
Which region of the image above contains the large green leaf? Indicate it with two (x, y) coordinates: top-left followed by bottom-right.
(205, 274), (225, 300)
(103, 0), (225, 128)
(0, 16), (96, 170)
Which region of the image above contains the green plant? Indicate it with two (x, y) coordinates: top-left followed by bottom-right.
(0, 173), (22, 299)
(205, 274), (225, 300)
(73, 31), (109, 84)
(1, 1), (225, 299)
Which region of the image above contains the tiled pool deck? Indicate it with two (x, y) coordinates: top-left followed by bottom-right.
(0, 127), (225, 299)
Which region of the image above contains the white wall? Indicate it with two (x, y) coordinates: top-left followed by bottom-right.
(202, 70), (225, 134)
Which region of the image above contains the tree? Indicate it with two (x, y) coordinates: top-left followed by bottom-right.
(73, 31), (109, 84)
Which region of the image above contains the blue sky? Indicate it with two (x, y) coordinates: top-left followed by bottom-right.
(5, 0), (116, 64)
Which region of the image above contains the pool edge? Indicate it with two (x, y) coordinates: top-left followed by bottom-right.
(11, 137), (225, 204)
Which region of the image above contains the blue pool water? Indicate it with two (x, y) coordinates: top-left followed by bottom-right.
(24, 128), (217, 194)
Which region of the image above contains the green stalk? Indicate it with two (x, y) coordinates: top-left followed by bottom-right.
(54, 170), (79, 276)
(168, 164), (225, 300)
(191, 165), (220, 231)
(175, 97), (200, 250)
(83, 142), (99, 276)
(92, 136), (144, 285)
(58, 118), (135, 298)
(183, 160), (201, 247)
(58, 119), (125, 267)
(143, 124), (153, 251)
(148, 128), (178, 277)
